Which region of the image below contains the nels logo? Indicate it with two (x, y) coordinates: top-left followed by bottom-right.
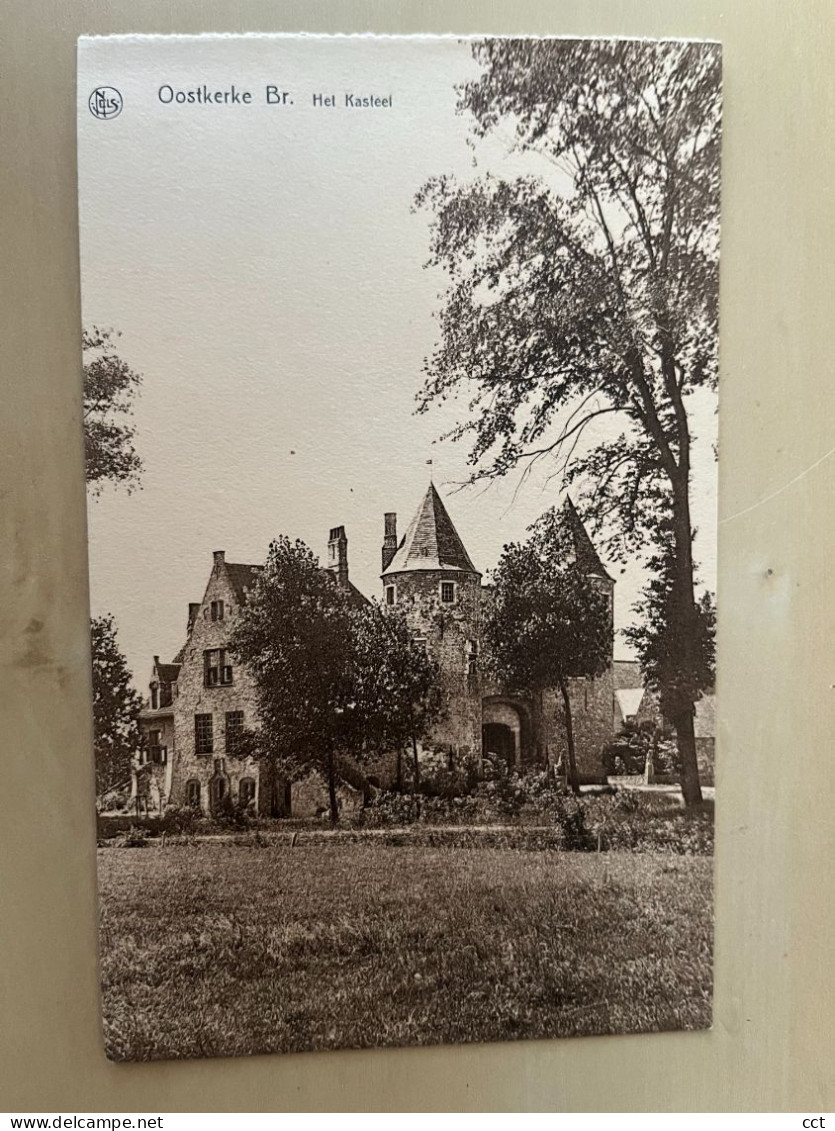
(89, 86), (123, 120)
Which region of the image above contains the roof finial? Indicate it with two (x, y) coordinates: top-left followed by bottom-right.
(426, 457), (434, 484)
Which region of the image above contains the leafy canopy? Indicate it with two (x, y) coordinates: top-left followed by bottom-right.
(624, 526), (716, 719)
(485, 505), (613, 695)
(416, 39), (721, 559)
(91, 614), (143, 795)
(350, 600), (442, 755)
(83, 327), (143, 495)
(229, 536), (356, 777)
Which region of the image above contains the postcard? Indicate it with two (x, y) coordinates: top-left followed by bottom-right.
(78, 33), (720, 1061)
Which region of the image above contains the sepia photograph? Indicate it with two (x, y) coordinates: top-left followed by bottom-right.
(78, 33), (721, 1061)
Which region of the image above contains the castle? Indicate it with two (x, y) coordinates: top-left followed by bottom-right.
(135, 486), (616, 816)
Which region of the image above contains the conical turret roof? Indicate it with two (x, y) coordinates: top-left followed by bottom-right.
(562, 496), (612, 580)
(383, 483), (479, 576)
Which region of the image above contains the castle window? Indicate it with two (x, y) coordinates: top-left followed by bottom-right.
(204, 648), (233, 687)
(466, 640), (479, 677)
(413, 637), (427, 651)
(385, 585), (396, 606)
(239, 777), (256, 807)
(186, 779), (201, 809)
(148, 729), (167, 764)
(225, 710), (244, 753)
(440, 581), (456, 604)
(159, 681), (173, 709)
(211, 600), (225, 622)
(195, 713), (214, 755)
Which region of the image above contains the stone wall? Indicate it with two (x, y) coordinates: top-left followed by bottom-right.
(543, 668), (615, 783)
(382, 568), (483, 760)
(136, 709), (176, 810)
(170, 553), (262, 815)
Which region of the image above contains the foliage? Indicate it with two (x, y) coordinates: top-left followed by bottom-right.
(414, 748), (482, 798)
(416, 39), (721, 805)
(625, 529), (716, 721)
(161, 805), (200, 835)
(603, 718), (679, 777)
(484, 504), (612, 790)
(91, 614), (143, 798)
(117, 825), (150, 849)
(212, 794), (256, 829)
(416, 40), (720, 552)
(581, 792), (714, 855)
(98, 843), (712, 1059)
(229, 536), (364, 825)
(83, 327), (143, 495)
(348, 600), (443, 786)
(362, 756), (711, 854)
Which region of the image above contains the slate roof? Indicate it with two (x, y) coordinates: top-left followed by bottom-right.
(613, 659), (643, 691)
(227, 559), (366, 607)
(225, 562), (263, 603)
(155, 662), (181, 683)
(383, 484), (479, 576)
(562, 497), (612, 580)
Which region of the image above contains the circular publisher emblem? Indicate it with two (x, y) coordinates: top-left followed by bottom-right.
(89, 87), (123, 120)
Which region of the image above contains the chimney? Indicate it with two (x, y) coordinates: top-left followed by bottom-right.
(382, 512), (398, 572)
(213, 550), (225, 568)
(187, 602), (200, 635)
(327, 525), (349, 587)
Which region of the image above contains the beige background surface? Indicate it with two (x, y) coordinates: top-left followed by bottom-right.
(1, 0), (833, 1114)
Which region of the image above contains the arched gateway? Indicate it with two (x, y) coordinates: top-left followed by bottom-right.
(482, 697), (529, 768)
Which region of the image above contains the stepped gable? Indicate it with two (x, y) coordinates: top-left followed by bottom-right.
(383, 483), (478, 575)
(562, 496), (612, 580)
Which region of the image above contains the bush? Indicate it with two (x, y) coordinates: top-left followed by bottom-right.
(212, 794), (255, 829)
(118, 825), (149, 848)
(413, 748), (481, 799)
(161, 804), (199, 835)
(581, 792), (713, 854)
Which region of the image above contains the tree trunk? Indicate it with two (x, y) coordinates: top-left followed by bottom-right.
(326, 743), (339, 827)
(557, 676), (581, 795)
(673, 707), (702, 808)
(670, 473), (704, 808)
(411, 733), (421, 819)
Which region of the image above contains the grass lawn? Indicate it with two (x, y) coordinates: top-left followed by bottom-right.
(98, 841), (712, 1061)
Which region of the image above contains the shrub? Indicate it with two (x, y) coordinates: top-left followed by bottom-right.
(603, 720), (679, 777)
(212, 794), (255, 829)
(118, 825), (149, 848)
(582, 792), (713, 854)
(415, 748), (481, 798)
(161, 804), (199, 835)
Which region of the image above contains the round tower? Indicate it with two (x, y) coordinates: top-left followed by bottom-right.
(381, 484), (482, 761)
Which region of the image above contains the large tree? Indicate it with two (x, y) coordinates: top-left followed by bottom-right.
(625, 524), (716, 739)
(485, 507), (613, 792)
(416, 39), (720, 805)
(83, 326), (143, 495)
(91, 614), (143, 798)
(350, 601), (442, 801)
(230, 536), (357, 826)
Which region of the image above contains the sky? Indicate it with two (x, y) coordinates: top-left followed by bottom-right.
(78, 35), (718, 688)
